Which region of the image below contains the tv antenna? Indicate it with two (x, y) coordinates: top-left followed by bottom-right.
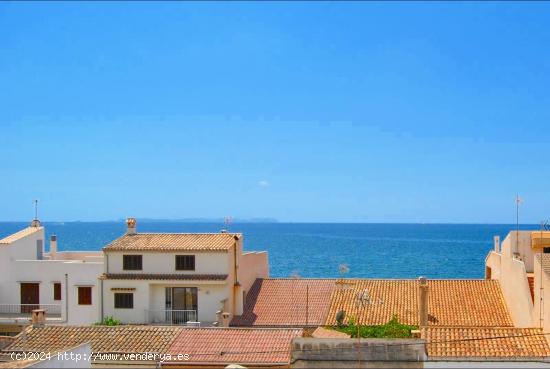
(222, 216), (233, 232)
(33, 199), (38, 220)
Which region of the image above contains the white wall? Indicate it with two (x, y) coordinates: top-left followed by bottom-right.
(106, 251), (229, 274)
(102, 280), (229, 324)
(9, 260), (103, 325)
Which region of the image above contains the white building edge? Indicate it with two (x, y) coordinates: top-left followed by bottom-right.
(0, 218), (268, 330)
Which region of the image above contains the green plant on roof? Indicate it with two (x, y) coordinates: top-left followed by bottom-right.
(95, 316), (121, 326)
(332, 314), (417, 338)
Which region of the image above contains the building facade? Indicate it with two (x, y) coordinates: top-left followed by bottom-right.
(0, 218), (269, 328)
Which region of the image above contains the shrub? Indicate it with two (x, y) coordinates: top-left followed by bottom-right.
(96, 316), (121, 326)
(333, 315), (416, 338)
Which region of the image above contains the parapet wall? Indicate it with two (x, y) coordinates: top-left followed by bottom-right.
(291, 337), (426, 368)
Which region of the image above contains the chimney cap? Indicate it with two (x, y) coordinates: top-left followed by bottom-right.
(418, 276), (428, 285)
(50, 235), (57, 241)
(126, 218), (137, 234)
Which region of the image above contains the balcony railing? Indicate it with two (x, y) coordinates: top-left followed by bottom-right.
(145, 309), (197, 325)
(0, 304), (62, 318)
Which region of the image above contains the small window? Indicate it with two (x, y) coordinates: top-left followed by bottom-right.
(78, 287), (92, 305)
(114, 293), (134, 309)
(175, 255), (195, 271)
(123, 255), (142, 270)
(544, 247), (550, 254)
(53, 283), (61, 301)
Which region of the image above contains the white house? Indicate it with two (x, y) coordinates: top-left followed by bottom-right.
(0, 219), (104, 328)
(100, 218), (269, 325)
(0, 218), (269, 329)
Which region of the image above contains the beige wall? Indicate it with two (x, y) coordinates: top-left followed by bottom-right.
(486, 232), (535, 328)
(106, 251), (230, 274)
(102, 280), (229, 324)
(239, 251), (269, 298)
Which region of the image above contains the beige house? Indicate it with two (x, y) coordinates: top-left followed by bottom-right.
(486, 230), (550, 333)
(100, 219), (269, 325)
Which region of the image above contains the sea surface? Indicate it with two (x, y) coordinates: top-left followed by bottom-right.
(0, 222), (541, 279)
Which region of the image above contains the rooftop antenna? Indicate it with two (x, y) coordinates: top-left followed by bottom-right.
(222, 216), (233, 233)
(515, 194), (523, 257)
(30, 199), (41, 227)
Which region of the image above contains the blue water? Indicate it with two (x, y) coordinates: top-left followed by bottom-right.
(0, 222), (540, 279)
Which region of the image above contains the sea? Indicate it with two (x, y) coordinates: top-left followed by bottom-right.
(0, 222), (541, 279)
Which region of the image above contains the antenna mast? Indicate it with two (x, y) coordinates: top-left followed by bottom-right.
(34, 199), (38, 220)
(515, 194), (523, 257)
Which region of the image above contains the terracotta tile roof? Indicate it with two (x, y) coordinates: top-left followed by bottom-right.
(0, 227), (41, 245)
(423, 327), (550, 358)
(2, 325), (181, 356)
(166, 328), (302, 365)
(231, 279), (336, 327)
(233, 278), (512, 328)
(326, 279), (513, 327)
(311, 327), (350, 338)
(101, 273), (228, 281)
(103, 233), (239, 252)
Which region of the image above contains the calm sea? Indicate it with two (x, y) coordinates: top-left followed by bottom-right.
(0, 222), (540, 279)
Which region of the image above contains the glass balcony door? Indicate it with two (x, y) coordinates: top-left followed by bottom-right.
(165, 287), (197, 324)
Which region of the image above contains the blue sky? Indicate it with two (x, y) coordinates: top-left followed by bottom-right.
(1, 2), (549, 223)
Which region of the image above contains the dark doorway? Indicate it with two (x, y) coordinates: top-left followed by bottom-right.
(167, 287), (198, 323)
(20, 283), (39, 313)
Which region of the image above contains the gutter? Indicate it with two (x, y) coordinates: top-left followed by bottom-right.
(64, 273), (69, 323)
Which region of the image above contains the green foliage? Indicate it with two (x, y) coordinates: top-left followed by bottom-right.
(333, 315), (416, 338)
(95, 316), (121, 326)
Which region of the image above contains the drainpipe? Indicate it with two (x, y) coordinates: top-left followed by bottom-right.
(418, 277), (429, 328)
(231, 236), (242, 316)
(64, 273), (69, 323)
(100, 278), (104, 322)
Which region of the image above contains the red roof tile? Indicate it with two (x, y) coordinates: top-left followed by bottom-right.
(166, 328), (302, 366)
(231, 279), (336, 327)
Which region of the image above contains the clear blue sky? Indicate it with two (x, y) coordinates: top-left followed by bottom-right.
(1, 2), (549, 223)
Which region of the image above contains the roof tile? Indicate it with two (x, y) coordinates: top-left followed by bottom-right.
(167, 328), (302, 365)
(424, 327), (550, 358)
(103, 233), (239, 252)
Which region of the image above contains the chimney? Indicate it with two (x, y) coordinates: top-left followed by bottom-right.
(494, 235), (500, 253)
(418, 277), (429, 328)
(126, 218), (137, 235)
(31, 309), (46, 327)
(50, 235), (57, 260)
(221, 312), (230, 327)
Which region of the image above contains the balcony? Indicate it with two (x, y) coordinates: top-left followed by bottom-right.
(0, 304), (62, 322)
(145, 309), (198, 326)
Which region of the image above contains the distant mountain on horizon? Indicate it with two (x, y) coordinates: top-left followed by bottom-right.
(125, 217), (279, 224)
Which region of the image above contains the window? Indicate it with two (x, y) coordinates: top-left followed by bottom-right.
(78, 287), (92, 305)
(53, 283), (61, 301)
(36, 240), (43, 260)
(175, 255), (195, 271)
(544, 247), (550, 254)
(123, 255), (142, 270)
(114, 293), (134, 309)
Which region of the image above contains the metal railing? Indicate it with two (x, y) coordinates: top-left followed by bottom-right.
(145, 309), (197, 325)
(0, 304), (62, 317)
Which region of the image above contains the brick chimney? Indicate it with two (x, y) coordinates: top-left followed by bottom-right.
(50, 235), (57, 260)
(126, 218), (137, 235)
(418, 277), (429, 328)
(31, 309), (45, 327)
